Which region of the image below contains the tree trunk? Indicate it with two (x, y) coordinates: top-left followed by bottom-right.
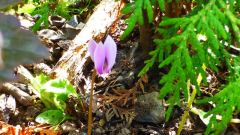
(164, 0), (182, 53)
(139, 9), (154, 60)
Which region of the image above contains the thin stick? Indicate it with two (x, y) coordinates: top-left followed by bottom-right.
(177, 64), (206, 135)
(88, 68), (96, 135)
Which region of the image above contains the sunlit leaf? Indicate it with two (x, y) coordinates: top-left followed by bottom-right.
(35, 110), (76, 125)
(18, 4), (36, 14)
(41, 78), (82, 110)
(35, 110), (65, 124)
(191, 107), (211, 125)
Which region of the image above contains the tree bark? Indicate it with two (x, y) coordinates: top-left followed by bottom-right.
(164, 0), (182, 53)
(139, 9), (154, 60)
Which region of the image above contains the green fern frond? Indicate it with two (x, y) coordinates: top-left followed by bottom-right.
(31, 12), (49, 32)
(30, 4), (50, 32)
(195, 77), (240, 134)
(144, 0), (153, 22)
(138, 47), (159, 76)
(54, 1), (71, 20)
(121, 0), (240, 134)
(31, 4), (49, 15)
(157, 0), (165, 11)
(164, 89), (180, 121)
(120, 0), (143, 39)
(138, 0), (240, 133)
(120, 0), (158, 39)
(29, 0), (76, 32)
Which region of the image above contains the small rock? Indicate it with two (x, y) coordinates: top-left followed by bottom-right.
(62, 25), (81, 39)
(120, 85), (126, 90)
(48, 15), (66, 28)
(24, 106), (42, 118)
(61, 121), (77, 134)
(20, 19), (34, 28)
(19, 13), (35, 28)
(120, 128), (131, 135)
(226, 131), (240, 135)
(38, 29), (61, 42)
(32, 14), (41, 21)
(117, 85), (125, 90)
(94, 128), (105, 134)
(68, 130), (82, 135)
(134, 91), (165, 124)
(123, 71), (135, 88)
(62, 15), (85, 39)
(115, 75), (124, 85)
(99, 119), (105, 127)
(75, 22), (85, 29)
(148, 129), (159, 135)
(79, 133), (87, 135)
(0, 94), (16, 123)
(23, 13), (35, 21)
(66, 15), (79, 27)
(96, 109), (104, 117)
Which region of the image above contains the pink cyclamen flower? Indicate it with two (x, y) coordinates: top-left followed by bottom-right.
(88, 35), (117, 74)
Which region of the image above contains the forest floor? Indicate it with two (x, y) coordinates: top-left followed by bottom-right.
(0, 0), (240, 135)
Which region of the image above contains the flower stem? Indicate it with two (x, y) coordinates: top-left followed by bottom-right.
(177, 63), (207, 135)
(88, 68), (96, 135)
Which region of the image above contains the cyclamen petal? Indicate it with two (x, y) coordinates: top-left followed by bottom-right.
(88, 35), (117, 74)
(104, 35), (117, 73)
(88, 39), (97, 61)
(94, 42), (105, 74)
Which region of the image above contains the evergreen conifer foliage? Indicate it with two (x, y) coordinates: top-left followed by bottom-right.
(120, 0), (240, 134)
(120, 0), (165, 39)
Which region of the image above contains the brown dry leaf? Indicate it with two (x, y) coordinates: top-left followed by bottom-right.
(124, 91), (130, 105)
(115, 106), (136, 125)
(105, 89), (136, 105)
(105, 105), (119, 121)
(139, 82), (145, 93)
(141, 73), (148, 83)
(137, 73), (148, 93)
(0, 121), (60, 135)
(103, 75), (149, 126)
(106, 93), (124, 103)
(104, 73), (149, 106)
(104, 103), (136, 125)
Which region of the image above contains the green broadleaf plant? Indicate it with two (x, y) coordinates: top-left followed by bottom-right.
(18, 66), (84, 126)
(17, 4), (36, 14)
(34, 75), (84, 125)
(35, 109), (76, 125)
(120, 0), (240, 134)
(40, 77), (83, 111)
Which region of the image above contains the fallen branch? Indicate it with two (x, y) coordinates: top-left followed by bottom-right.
(50, 0), (120, 91)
